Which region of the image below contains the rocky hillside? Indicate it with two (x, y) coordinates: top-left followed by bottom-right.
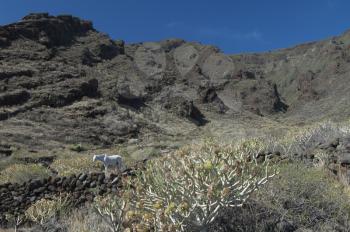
(230, 31), (350, 122)
(0, 13), (349, 152)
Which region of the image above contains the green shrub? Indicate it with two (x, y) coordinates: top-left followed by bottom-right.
(0, 163), (51, 184)
(95, 140), (276, 231)
(279, 121), (350, 156)
(69, 143), (85, 152)
(256, 163), (350, 230)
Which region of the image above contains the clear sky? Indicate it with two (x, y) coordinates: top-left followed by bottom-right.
(0, 0), (349, 54)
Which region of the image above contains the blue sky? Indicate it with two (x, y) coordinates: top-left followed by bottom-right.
(0, 0), (349, 54)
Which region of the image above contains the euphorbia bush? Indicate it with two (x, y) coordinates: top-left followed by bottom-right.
(95, 139), (276, 231)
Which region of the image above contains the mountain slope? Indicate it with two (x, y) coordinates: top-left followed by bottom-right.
(0, 13), (349, 151)
(231, 31), (350, 121)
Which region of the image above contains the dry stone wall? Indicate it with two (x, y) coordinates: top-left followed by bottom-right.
(0, 170), (134, 226)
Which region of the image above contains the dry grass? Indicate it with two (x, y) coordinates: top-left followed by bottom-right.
(25, 194), (71, 225)
(65, 207), (111, 232)
(1, 120), (350, 231)
(0, 229), (17, 232)
(51, 155), (102, 176)
(255, 163), (350, 231)
(277, 120), (350, 155)
(0, 163), (51, 184)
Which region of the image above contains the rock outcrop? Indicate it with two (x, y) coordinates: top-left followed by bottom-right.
(1, 13), (350, 152)
(0, 13), (93, 48)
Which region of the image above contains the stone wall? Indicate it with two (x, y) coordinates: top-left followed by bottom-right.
(1, 137), (349, 226)
(0, 170), (133, 226)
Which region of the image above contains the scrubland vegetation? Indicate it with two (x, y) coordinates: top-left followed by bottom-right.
(0, 163), (51, 184)
(51, 155), (102, 177)
(1, 121), (350, 231)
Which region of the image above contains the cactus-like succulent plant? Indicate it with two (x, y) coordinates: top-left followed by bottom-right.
(95, 140), (276, 231)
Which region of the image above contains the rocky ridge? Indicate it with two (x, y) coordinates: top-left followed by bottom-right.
(1, 14), (350, 153)
(1, 12), (350, 179)
(0, 13), (296, 151)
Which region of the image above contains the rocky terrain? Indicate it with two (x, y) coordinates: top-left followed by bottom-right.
(1, 135), (350, 223)
(0, 172), (121, 224)
(0, 163), (146, 226)
(1, 13), (349, 153)
(1, 13), (350, 231)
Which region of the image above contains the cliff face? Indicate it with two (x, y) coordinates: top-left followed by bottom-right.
(0, 13), (349, 151)
(230, 32), (350, 121)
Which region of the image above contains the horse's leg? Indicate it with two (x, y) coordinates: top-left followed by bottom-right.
(115, 167), (120, 176)
(104, 165), (109, 176)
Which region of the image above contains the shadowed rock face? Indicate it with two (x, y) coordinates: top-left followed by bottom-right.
(0, 90), (30, 107)
(0, 13), (349, 151)
(0, 13), (93, 47)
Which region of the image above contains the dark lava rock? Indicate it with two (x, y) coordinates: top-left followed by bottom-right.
(339, 153), (350, 166)
(48, 185), (56, 192)
(82, 180), (90, 188)
(0, 145), (12, 157)
(5, 13), (94, 47)
(276, 220), (297, 232)
(160, 38), (185, 52)
(0, 90), (30, 107)
(28, 179), (42, 190)
(78, 173), (87, 181)
(1, 12), (350, 158)
(0, 68), (34, 80)
(89, 181), (97, 188)
(162, 94), (208, 126)
(33, 187), (46, 195)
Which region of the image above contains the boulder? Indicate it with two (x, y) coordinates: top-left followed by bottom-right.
(89, 181), (97, 188)
(78, 173), (87, 181)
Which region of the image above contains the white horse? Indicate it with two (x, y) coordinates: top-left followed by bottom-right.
(93, 154), (124, 173)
